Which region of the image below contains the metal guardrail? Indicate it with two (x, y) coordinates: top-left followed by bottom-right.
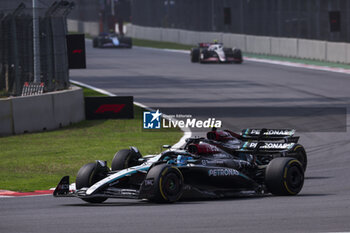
(0, 1), (74, 96)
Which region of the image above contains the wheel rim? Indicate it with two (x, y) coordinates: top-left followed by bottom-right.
(163, 173), (181, 196)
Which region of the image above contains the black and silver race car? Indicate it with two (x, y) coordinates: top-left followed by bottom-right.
(92, 32), (132, 48)
(54, 136), (304, 203)
(191, 128), (307, 171)
(190, 42), (243, 64)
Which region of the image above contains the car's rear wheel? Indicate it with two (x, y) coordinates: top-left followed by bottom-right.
(111, 148), (142, 171)
(191, 48), (200, 62)
(290, 144), (307, 171)
(265, 157), (304, 195)
(76, 163), (108, 203)
(146, 164), (184, 203)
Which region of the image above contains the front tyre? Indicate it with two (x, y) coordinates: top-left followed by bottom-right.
(92, 38), (98, 48)
(119, 37), (133, 48)
(265, 158), (304, 196)
(76, 163), (108, 203)
(146, 164), (184, 203)
(232, 48), (243, 64)
(111, 149), (142, 171)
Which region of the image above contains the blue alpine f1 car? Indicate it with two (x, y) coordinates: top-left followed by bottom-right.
(92, 33), (132, 48)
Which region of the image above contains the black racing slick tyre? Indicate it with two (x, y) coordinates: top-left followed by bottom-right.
(119, 37), (133, 48)
(191, 48), (200, 62)
(146, 164), (184, 203)
(125, 37), (133, 48)
(76, 163), (108, 203)
(111, 149), (142, 171)
(265, 158), (304, 196)
(290, 144), (307, 171)
(232, 48), (243, 64)
(92, 38), (98, 48)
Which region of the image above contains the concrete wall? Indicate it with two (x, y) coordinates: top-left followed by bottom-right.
(67, 19), (99, 37)
(271, 37), (298, 57)
(0, 86), (85, 136)
(126, 24), (350, 64)
(298, 39), (327, 60)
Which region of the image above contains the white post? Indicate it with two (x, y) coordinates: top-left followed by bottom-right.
(33, 0), (41, 83)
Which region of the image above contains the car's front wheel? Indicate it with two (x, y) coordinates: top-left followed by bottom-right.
(232, 48), (243, 64)
(146, 164), (184, 203)
(76, 162), (108, 203)
(111, 148), (142, 171)
(92, 38), (98, 48)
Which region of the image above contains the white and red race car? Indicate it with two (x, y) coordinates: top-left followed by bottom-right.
(191, 42), (243, 64)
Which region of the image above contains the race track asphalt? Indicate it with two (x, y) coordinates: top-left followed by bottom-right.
(1, 40), (350, 233)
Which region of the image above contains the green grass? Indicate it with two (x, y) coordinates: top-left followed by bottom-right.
(0, 85), (182, 192)
(132, 38), (194, 50)
(81, 86), (107, 97)
(0, 90), (9, 98)
(244, 52), (350, 69)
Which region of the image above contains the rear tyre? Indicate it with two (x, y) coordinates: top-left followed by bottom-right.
(146, 164), (184, 203)
(76, 163), (108, 203)
(290, 144), (307, 171)
(111, 149), (142, 171)
(293, 144), (307, 171)
(191, 48), (200, 62)
(265, 157), (304, 195)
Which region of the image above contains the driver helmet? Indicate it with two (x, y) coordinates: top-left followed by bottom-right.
(177, 155), (192, 166)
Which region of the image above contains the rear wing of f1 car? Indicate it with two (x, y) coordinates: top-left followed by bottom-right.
(239, 141), (296, 153)
(240, 128), (299, 143)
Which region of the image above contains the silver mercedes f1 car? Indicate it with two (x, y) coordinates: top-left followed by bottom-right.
(53, 128), (305, 204)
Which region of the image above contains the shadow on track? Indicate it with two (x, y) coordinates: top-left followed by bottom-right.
(61, 195), (266, 207)
(305, 176), (332, 180)
(62, 200), (203, 207)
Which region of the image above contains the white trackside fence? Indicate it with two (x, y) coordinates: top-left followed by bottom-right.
(126, 24), (350, 64)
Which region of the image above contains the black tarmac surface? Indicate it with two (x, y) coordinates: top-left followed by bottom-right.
(1, 41), (350, 233)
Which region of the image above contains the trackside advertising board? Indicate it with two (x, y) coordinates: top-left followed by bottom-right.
(66, 34), (86, 69)
(85, 96), (133, 119)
